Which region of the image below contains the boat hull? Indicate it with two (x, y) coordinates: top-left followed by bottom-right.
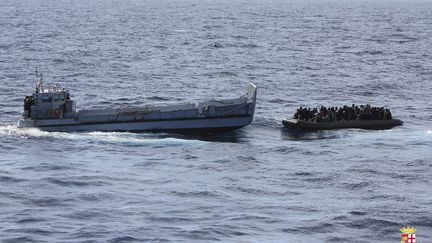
(17, 83), (257, 134)
(18, 116), (253, 133)
(282, 118), (403, 131)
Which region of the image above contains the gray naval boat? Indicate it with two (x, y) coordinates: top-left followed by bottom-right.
(17, 74), (257, 133)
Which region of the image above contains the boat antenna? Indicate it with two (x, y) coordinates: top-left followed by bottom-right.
(35, 68), (43, 92)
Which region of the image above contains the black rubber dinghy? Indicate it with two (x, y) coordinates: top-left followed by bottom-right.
(282, 118), (403, 131)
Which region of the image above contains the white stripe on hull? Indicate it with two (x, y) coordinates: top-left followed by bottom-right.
(28, 116), (253, 132)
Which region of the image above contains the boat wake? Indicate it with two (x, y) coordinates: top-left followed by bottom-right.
(337, 127), (432, 147)
(0, 124), (206, 146)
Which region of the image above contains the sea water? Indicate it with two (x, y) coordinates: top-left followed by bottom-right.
(0, 0), (431, 242)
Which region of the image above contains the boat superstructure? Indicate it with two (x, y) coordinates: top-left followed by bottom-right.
(18, 73), (257, 133)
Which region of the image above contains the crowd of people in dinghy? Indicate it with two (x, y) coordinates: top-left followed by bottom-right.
(293, 104), (393, 122)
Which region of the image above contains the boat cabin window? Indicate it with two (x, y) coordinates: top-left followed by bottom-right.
(42, 96), (53, 103)
(41, 93), (66, 103)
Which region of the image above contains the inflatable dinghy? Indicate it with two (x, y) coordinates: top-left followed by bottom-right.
(282, 118), (403, 131)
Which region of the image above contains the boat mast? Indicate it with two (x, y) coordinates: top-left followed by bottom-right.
(35, 69), (43, 93)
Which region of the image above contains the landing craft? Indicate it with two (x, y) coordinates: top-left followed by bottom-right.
(17, 73), (257, 133)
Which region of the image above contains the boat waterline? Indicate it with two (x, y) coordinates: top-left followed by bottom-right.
(19, 115), (253, 133)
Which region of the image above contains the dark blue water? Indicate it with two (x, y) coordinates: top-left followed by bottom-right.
(1, 0), (431, 242)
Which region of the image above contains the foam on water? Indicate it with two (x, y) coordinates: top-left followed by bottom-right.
(344, 127), (432, 143)
(0, 124), (205, 146)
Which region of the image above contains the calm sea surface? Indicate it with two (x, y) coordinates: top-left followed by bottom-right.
(1, 0), (431, 242)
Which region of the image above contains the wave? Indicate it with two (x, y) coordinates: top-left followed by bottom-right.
(0, 175), (28, 183)
(253, 117), (281, 130)
(146, 96), (170, 101)
(208, 42), (224, 48)
(355, 50), (385, 56)
(346, 127), (432, 144)
(45, 177), (107, 187)
(0, 43), (12, 50)
(0, 124), (206, 146)
(108, 236), (144, 242)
